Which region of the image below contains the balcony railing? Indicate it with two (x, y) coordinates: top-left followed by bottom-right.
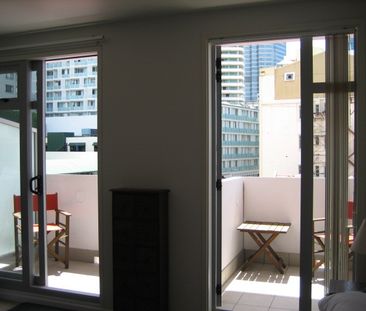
(222, 141), (258, 146)
(222, 127), (259, 134)
(222, 153), (259, 159)
(222, 113), (258, 122)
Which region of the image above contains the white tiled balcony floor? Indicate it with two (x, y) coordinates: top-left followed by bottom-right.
(0, 259), (99, 310)
(221, 263), (325, 311)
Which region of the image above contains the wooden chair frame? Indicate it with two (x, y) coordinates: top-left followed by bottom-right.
(13, 193), (71, 268)
(312, 202), (354, 273)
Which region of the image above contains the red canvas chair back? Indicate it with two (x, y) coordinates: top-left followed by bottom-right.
(13, 193), (58, 213)
(348, 201), (354, 220)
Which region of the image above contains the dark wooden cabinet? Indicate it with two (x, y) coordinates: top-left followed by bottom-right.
(111, 188), (169, 311)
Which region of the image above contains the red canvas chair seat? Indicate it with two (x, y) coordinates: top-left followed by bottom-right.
(13, 193), (71, 268)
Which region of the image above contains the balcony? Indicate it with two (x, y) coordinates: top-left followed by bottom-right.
(221, 176), (331, 310)
(0, 172), (99, 295)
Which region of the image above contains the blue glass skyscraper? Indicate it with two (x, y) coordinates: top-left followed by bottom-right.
(244, 43), (286, 103)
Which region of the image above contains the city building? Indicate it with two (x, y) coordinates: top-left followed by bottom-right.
(244, 43), (286, 104)
(259, 51), (355, 177)
(222, 102), (259, 177)
(221, 45), (259, 176)
(0, 73), (16, 99)
(45, 57), (98, 136)
(221, 46), (244, 104)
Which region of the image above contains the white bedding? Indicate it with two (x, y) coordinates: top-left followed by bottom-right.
(318, 291), (366, 311)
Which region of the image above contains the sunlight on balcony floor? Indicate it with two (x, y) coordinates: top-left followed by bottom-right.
(47, 260), (99, 295)
(222, 263), (324, 311)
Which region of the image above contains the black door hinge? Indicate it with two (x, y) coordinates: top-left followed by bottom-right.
(216, 179), (222, 191)
(215, 57), (222, 83)
(216, 284), (222, 296)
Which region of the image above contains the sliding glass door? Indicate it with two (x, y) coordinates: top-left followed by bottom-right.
(0, 61), (47, 286)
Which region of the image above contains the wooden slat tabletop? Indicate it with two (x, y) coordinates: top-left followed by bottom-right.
(237, 220), (291, 233)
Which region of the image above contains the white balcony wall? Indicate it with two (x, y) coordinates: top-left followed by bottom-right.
(243, 177), (308, 254)
(222, 177), (244, 269)
(222, 177), (354, 268)
(46, 174), (98, 251)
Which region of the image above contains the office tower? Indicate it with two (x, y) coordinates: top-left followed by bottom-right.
(244, 43), (286, 103)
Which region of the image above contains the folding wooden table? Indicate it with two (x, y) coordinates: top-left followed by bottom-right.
(237, 220), (291, 274)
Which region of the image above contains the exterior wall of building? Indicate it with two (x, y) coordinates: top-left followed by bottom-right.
(259, 99), (301, 177)
(221, 46), (244, 104)
(66, 136), (97, 152)
(222, 103), (259, 177)
(46, 115), (97, 136)
(275, 62), (300, 100)
(0, 73), (17, 99)
(45, 57), (97, 135)
(260, 51), (354, 177)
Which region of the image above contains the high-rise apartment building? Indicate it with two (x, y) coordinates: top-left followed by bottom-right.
(46, 57), (97, 117)
(45, 56), (98, 135)
(221, 45), (259, 177)
(221, 46), (244, 104)
(244, 43), (286, 103)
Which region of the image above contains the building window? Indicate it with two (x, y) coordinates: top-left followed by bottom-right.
(46, 102), (53, 112)
(5, 73), (15, 80)
(315, 136), (320, 145)
(88, 100), (95, 108)
(74, 67), (86, 74)
(315, 165), (320, 177)
(5, 84), (14, 93)
(69, 143), (86, 152)
(284, 72), (295, 81)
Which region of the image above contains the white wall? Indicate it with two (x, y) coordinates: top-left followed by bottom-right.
(221, 177), (244, 269)
(46, 115), (96, 136)
(0, 1), (365, 310)
(260, 100), (301, 177)
(0, 120), (20, 256)
(46, 175), (98, 251)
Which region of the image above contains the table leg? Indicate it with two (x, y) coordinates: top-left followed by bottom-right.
(256, 233), (287, 270)
(241, 232), (280, 272)
(247, 232), (286, 274)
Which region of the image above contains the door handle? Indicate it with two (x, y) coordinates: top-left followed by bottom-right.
(30, 175), (42, 195)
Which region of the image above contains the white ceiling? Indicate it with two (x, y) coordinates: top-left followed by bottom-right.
(0, 0), (294, 35)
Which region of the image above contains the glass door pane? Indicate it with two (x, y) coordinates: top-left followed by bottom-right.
(311, 33), (356, 309)
(0, 110), (22, 275)
(44, 56), (100, 294)
(312, 92), (326, 304)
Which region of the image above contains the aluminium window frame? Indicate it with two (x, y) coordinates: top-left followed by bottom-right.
(207, 24), (364, 311)
(0, 40), (107, 309)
